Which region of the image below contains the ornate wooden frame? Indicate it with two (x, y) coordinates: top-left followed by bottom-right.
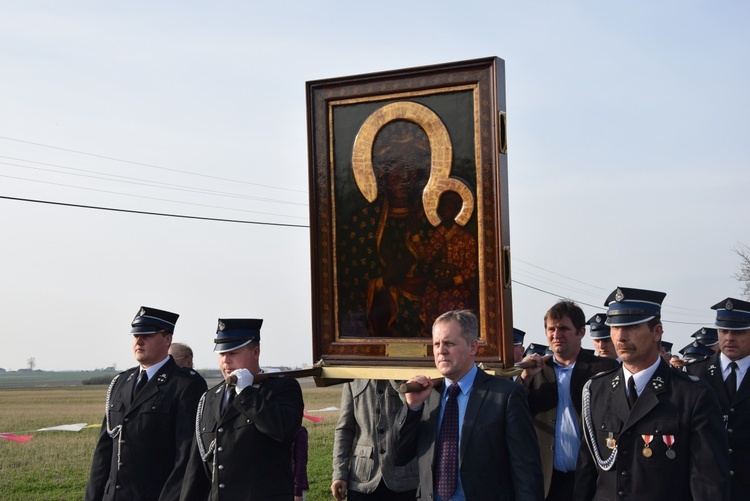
(306, 57), (513, 368)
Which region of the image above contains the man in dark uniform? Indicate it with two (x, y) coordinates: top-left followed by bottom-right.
(513, 328), (526, 363)
(575, 287), (730, 501)
(659, 340), (673, 364)
(587, 313), (618, 359)
(685, 298), (750, 500)
(692, 326), (720, 353)
(86, 306), (208, 501)
(181, 318), (304, 501)
(520, 301), (619, 501)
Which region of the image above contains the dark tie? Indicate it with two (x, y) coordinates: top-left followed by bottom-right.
(627, 377), (638, 409)
(726, 362), (738, 401)
(222, 386), (236, 415)
(435, 383), (460, 500)
(133, 370), (148, 401)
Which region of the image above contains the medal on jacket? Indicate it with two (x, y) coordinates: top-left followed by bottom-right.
(662, 435), (676, 459)
(606, 432), (616, 450)
(642, 434), (653, 457)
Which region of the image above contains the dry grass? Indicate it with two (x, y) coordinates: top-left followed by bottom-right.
(0, 380), (344, 500)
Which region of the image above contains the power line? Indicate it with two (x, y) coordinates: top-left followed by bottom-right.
(0, 156), (307, 207)
(0, 190), (718, 322)
(0, 195), (310, 228)
(0, 173), (307, 221)
(512, 280), (710, 326)
(0, 135), (307, 194)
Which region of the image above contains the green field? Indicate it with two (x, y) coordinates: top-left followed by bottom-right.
(0, 379), (342, 500)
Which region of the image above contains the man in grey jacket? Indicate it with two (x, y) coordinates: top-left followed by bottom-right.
(331, 379), (418, 501)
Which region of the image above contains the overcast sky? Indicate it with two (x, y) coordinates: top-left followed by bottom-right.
(1, 1), (748, 371)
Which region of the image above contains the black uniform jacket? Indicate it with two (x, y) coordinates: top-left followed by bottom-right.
(180, 375), (304, 501)
(392, 368), (544, 501)
(525, 348), (619, 497)
(574, 359), (730, 501)
(685, 352), (750, 500)
(86, 357), (208, 501)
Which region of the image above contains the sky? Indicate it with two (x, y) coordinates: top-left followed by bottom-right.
(1, 1), (748, 371)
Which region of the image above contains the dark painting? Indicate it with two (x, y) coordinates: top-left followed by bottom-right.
(307, 57), (513, 367)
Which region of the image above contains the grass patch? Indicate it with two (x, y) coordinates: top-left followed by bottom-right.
(0, 380), (343, 500)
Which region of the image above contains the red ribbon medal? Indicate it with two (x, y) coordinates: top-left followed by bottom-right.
(662, 435), (676, 459)
(642, 434), (654, 457)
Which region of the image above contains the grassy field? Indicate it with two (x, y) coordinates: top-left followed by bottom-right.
(0, 379), (343, 500)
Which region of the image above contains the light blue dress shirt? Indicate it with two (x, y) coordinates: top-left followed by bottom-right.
(553, 360), (580, 472)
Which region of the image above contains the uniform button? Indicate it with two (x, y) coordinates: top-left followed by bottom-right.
(729, 448), (733, 454)
(600, 425), (605, 429)
(218, 428), (224, 433)
(730, 471), (735, 476)
(655, 429), (661, 434)
(219, 484), (225, 489)
(621, 450), (628, 456)
(218, 447), (224, 452)
(246, 419), (250, 423)
(730, 408), (735, 413)
(124, 418), (129, 422)
(618, 491), (625, 496)
(621, 471), (628, 477)
(115, 485), (121, 490)
(728, 428), (733, 433)
(218, 465), (224, 470)
(121, 440), (127, 444)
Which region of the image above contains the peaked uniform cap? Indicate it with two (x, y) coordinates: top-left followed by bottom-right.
(586, 313), (611, 339)
(214, 318), (263, 353)
(513, 328), (526, 346)
(523, 343), (548, 357)
(678, 341), (714, 359)
(691, 327), (718, 346)
(660, 341), (673, 354)
(130, 306), (179, 335)
(711, 297), (750, 330)
(604, 287), (666, 327)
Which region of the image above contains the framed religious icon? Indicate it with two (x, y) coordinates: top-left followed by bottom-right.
(307, 57), (513, 368)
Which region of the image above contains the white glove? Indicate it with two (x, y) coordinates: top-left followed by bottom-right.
(231, 368), (254, 393)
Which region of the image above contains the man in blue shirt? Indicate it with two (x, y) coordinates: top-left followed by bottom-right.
(521, 300), (618, 501)
(393, 310), (543, 501)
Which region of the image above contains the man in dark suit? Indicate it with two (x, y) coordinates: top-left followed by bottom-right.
(86, 306), (208, 501)
(520, 300), (619, 501)
(575, 287), (730, 500)
(393, 309), (544, 501)
(180, 318), (304, 501)
(685, 297), (750, 500)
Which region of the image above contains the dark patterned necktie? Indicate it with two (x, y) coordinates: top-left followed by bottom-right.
(435, 383), (460, 500)
(726, 362), (738, 400)
(133, 370), (148, 401)
(222, 386), (235, 415)
(627, 377), (638, 409)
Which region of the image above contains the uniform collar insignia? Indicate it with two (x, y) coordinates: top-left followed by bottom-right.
(611, 374), (621, 389)
(651, 376), (665, 390)
(708, 364), (717, 376)
(157, 374), (168, 383)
